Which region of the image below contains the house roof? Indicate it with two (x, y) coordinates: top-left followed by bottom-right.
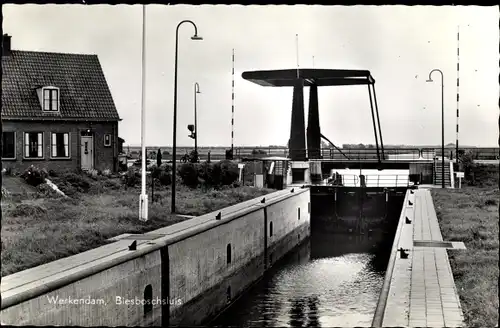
(1, 50), (121, 121)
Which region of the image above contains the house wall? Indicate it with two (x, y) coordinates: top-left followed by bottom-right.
(1, 120), (119, 173)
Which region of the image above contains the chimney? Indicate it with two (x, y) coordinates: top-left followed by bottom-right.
(2, 34), (12, 56)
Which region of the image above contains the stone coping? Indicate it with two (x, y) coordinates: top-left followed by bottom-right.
(1, 187), (308, 310)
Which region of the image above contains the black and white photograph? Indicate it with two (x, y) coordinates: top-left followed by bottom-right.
(1, 3), (498, 327)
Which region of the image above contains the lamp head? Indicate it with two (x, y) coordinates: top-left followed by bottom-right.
(191, 35), (203, 41)
(426, 79), (433, 83)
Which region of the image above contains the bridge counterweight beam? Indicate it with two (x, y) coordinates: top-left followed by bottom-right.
(371, 83), (385, 160)
(367, 84), (381, 163)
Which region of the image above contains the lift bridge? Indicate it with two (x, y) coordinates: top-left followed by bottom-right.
(242, 68), (423, 232)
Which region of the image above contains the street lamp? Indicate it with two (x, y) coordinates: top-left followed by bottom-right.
(194, 82), (201, 160)
(426, 68), (445, 189)
(171, 20), (203, 214)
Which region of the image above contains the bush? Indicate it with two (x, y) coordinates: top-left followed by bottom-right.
(9, 203), (47, 218)
(218, 160), (239, 186)
(36, 183), (62, 198)
(178, 163), (199, 188)
(197, 161), (221, 186)
(48, 169), (58, 177)
(21, 165), (48, 187)
(102, 169), (112, 177)
(252, 148), (267, 155)
(61, 173), (91, 191)
(150, 164), (172, 186)
(2, 186), (10, 199)
(103, 179), (122, 190)
(124, 167), (140, 187)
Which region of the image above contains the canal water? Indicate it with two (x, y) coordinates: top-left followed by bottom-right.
(211, 226), (395, 327)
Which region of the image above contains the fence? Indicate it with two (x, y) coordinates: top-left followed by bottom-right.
(125, 147), (500, 162)
(330, 174), (410, 188)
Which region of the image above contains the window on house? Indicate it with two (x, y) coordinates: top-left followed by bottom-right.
(2, 132), (16, 159)
(104, 134), (111, 147)
(43, 87), (59, 111)
(24, 132), (43, 158)
(51, 133), (69, 158)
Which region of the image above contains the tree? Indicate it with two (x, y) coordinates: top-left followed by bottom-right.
(157, 149), (162, 167)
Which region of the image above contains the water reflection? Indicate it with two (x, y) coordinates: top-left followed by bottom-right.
(210, 228), (392, 327)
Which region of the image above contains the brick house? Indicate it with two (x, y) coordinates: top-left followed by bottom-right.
(1, 34), (122, 173)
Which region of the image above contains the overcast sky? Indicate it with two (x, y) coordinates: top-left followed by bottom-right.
(3, 5), (499, 147)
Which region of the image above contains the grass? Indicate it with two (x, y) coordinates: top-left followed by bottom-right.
(1, 173), (273, 276)
(431, 164), (499, 328)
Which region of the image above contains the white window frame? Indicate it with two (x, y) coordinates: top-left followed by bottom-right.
(104, 134), (112, 147)
(23, 132), (44, 159)
(2, 131), (16, 160)
(50, 132), (71, 159)
(42, 86), (60, 112)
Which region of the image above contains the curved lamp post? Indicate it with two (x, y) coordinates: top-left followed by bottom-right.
(426, 69), (445, 189)
(172, 20), (203, 213)
(194, 82), (201, 160)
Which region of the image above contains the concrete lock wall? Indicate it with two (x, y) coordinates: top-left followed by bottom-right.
(1, 251), (162, 326)
(168, 188), (311, 325)
(1, 188), (310, 327)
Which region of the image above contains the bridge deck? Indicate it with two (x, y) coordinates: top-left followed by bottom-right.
(380, 188), (465, 327)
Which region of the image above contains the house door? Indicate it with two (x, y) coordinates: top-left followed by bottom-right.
(81, 136), (94, 170)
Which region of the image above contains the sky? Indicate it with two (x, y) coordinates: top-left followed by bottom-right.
(3, 5), (499, 147)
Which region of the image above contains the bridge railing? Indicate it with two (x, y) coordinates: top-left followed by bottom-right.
(234, 147), (499, 161)
(331, 174), (410, 188)
(130, 146), (499, 162)
(422, 147), (500, 161)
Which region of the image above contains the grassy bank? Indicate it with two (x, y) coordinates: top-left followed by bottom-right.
(431, 164), (498, 328)
(1, 176), (273, 276)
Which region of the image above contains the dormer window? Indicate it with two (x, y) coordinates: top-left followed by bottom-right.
(41, 86), (60, 112)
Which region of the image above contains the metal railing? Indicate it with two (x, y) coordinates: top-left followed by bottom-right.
(329, 174), (410, 188)
(125, 146), (500, 162)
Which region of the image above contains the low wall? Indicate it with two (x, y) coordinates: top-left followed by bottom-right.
(1, 187), (310, 326)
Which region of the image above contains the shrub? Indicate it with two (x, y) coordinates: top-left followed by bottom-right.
(48, 169), (58, 177)
(251, 148), (267, 155)
(61, 173), (92, 191)
(178, 163), (199, 188)
(150, 165), (172, 186)
(218, 160), (239, 186)
(3, 167), (13, 176)
(197, 161), (221, 186)
(102, 169), (112, 177)
(9, 203), (47, 218)
(459, 150), (475, 182)
(36, 183), (62, 198)
(103, 179), (122, 191)
(2, 186), (10, 199)
(21, 165), (48, 187)
(123, 167), (140, 187)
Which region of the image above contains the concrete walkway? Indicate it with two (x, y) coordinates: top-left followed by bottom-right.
(382, 188), (465, 327)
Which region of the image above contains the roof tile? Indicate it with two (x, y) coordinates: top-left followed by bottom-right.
(1, 50), (120, 121)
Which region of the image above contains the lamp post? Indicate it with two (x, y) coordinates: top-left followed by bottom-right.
(426, 68), (445, 189)
(139, 4), (148, 221)
(171, 20), (203, 214)
(194, 82), (201, 160)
